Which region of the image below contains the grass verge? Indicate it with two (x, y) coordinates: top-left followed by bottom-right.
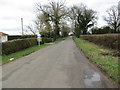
(73, 36), (120, 84)
(2, 37), (67, 65)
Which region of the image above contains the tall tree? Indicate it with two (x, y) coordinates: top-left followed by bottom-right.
(35, 1), (68, 38)
(69, 4), (97, 37)
(104, 5), (119, 32)
(69, 4), (84, 37)
(81, 9), (97, 34)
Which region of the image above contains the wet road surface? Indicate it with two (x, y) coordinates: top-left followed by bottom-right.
(2, 37), (117, 88)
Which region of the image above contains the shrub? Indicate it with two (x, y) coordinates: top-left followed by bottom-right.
(41, 37), (55, 43)
(80, 34), (120, 51)
(8, 35), (37, 41)
(2, 38), (37, 55)
(8, 35), (21, 40)
(21, 35), (37, 39)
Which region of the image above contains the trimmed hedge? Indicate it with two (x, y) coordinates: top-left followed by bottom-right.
(8, 35), (21, 40)
(2, 38), (37, 55)
(8, 35), (37, 41)
(80, 34), (120, 51)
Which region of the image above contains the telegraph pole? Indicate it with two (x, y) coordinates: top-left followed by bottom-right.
(21, 18), (24, 35)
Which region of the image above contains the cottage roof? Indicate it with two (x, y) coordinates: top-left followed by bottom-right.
(0, 32), (8, 35)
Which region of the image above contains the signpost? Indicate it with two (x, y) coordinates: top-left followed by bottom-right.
(21, 18), (24, 35)
(37, 34), (42, 46)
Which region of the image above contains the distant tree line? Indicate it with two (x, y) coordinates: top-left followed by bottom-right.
(91, 26), (114, 34)
(26, 0), (119, 38)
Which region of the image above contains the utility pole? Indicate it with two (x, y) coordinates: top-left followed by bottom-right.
(21, 18), (24, 35)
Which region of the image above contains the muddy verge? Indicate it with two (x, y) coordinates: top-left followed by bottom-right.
(100, 50), (120, 58)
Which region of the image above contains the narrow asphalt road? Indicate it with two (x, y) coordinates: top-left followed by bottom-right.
(2, 37), (117, 88)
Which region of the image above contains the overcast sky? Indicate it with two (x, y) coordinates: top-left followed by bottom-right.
(0, 0), (119, 35)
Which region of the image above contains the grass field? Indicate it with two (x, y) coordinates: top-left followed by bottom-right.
(73, 37), (119, 84)
(2, 37), (67, 65)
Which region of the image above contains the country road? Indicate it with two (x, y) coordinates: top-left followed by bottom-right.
(2, 37), (117, 88)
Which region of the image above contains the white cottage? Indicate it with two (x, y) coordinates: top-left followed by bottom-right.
(0, 32), (8, 42)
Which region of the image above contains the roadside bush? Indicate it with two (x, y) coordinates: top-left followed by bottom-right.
(8, 35), (37, 41)
(41, 37), (55, 43)
(21, 35), (37, 39)
(2, 38), (37, 55)
(80, 34), (120, 51)
(8, 35), (21, 40)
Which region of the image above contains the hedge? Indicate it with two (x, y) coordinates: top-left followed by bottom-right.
(80, 34), (120, 51)
(41, 37), (55, 43)
(8, 35), (37, 41)
(8, 35), (21, 40)
(2, 38), (37, 55)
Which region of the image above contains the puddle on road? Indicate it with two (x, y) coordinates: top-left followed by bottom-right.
(84, 70), (103, 88)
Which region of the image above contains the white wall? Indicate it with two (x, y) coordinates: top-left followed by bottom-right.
(0, 35), (8, 42)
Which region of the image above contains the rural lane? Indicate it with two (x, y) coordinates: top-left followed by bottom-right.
(2, 37), (117, 88)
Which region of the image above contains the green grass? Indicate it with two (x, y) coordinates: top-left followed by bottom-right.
(73, 37), (120, 84)
(2, 37), (67, 65)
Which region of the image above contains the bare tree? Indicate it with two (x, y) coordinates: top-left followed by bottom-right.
(35, 1), (68, 38)
(69, 4), (97, 37)
(26, 25), (37, 35)
(104, 5), (119, 32)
